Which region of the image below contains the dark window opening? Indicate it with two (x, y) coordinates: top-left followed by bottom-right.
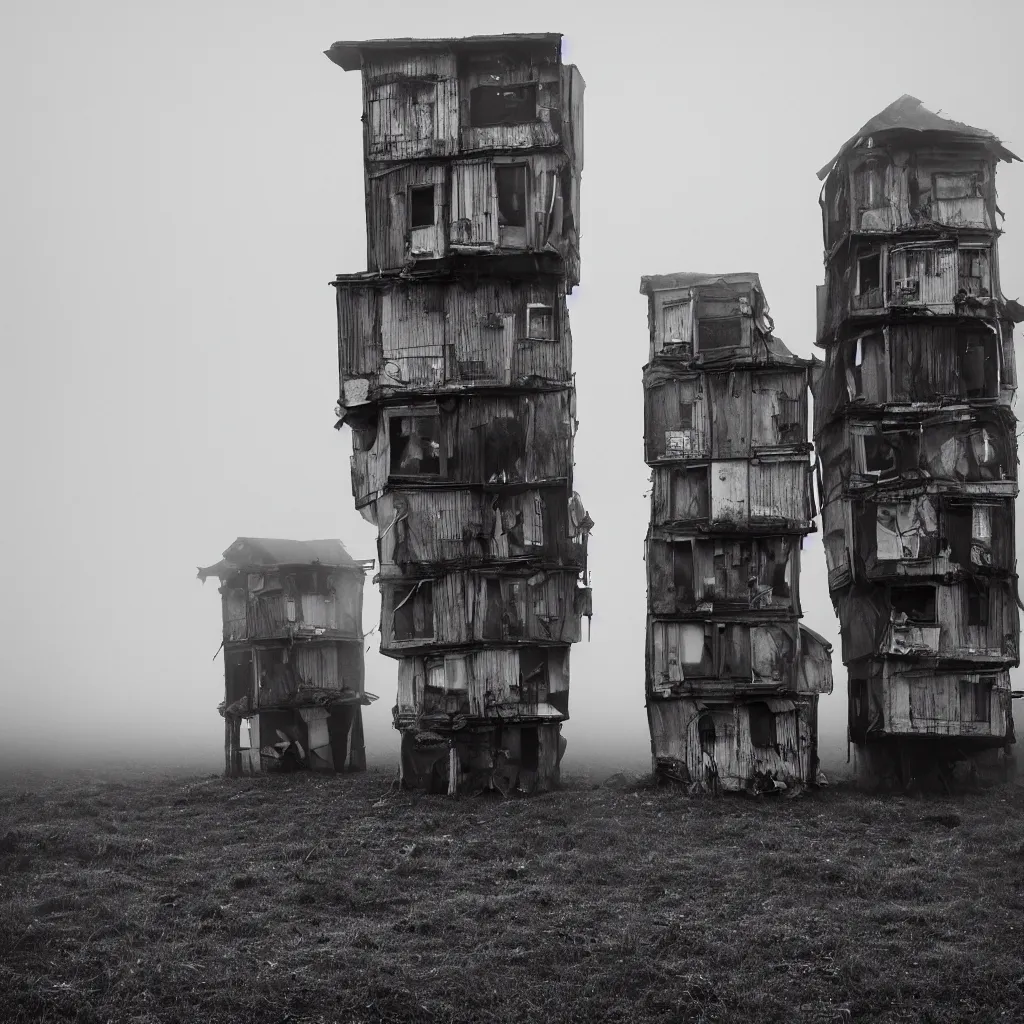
(519, 649), (548, 705)
(858, 253), (881, 295)
(698, 713), (716, 756)
(470, 84), (537, 127)
(389, 413), (442, 476)
(672, 541), (695, 607)
(961, 332), (996, 399)
(699, 317), (743, 351)
(526, 304), (553, 340)
(677, 402), (694, 429)
(945, 504), (973, 566)
(496, 165), (527, 227)
(863, 434), (897, 477)
(410, 185), (435, 228)
(482, 417), (525, 482)
(483, 579), (503, 640)
(748, 703), (777, 748)
(890, 585), (937, 623)
(966, 581), (989, 627)
(393, 582), (433, 641)
(520, 727), (540, 772)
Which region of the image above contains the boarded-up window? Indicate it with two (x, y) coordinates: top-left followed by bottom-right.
(410, 185), (435, 228)
(660, 301), (693, 356)
(526, 304), (554, 341)
(959, 680), (991, 723)
(935, 174), (980, 200)
(958, 249), (991, 298)
(394, 582), (433, 640)
(966, 581), (989, 627)
(890, 585), (936, 623)
(495, 165), (527, 227)
(470, 84), (537, 127)
(389, 413), (443, 476)
(748, 703), (777, 748)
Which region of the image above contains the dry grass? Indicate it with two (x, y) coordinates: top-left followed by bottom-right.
(1, 767), (1023, 1023)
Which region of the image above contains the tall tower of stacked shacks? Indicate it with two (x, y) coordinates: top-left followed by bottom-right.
(813, 96), (1022, 785)
(640, 272), (833, 793)
(198, 538), (375, 776)
(325, 34), (591, 795)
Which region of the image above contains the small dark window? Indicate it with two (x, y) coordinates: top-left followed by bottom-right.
(748, 703), (777, 748)
(863, 434), (897, 476)
(410, 185), (435, 228)
(699, 318), (743, 351)
(520, 727), (540, 772)
(858, 253), (881, 295)
(393, 582), (433, 641)
(483, 579), (503, 640)
(672, 540), (695, 607)
(389, 413), (442, 476)
(496, 165), (527, 227)
(890, 585), (936, 623)
(470, 84), (537, 127)
(678, 402), (694, 429)
(966, 581), (989, 627)
(698, 713), (716, 755)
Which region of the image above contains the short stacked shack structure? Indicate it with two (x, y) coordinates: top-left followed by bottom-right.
(640, 272), (833, 792)
(325, 33), (592, 795)
(198, 538), (375, 776)
(813, 96), (1022, 785)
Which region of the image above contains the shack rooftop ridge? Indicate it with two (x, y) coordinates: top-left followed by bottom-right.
(326, 33), (563, 72)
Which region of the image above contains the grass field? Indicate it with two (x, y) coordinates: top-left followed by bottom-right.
(1, 766), (1023, 1023)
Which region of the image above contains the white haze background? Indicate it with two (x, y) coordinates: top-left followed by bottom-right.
(2, 0), (1021, 774)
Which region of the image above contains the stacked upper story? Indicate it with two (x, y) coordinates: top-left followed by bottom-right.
(640, 272), (816, 535)
(326, 34), (584, 288)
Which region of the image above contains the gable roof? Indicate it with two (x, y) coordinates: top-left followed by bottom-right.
(197, 538), (369, 583)
(325, 33), (562, 72)
(817, 94), (1020, 180)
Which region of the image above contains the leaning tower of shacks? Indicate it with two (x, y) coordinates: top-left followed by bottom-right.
(325, 34), (592, 794)
(813, 96), (1022, 785)
(640, 272), (833, 793)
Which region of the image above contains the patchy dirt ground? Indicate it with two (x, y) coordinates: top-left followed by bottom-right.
(1, 767), (1023, 1023)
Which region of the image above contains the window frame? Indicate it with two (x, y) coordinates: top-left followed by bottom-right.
(386, 406), (446, 479)
(525, 302), (555, 342)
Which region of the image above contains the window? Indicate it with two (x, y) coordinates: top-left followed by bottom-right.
(389, 412), (443, 476)
(496, 165), (527, 227)
(935, 174), (980, 200)
(966, 581), (989, 627)
(526, 303), (554, 341)
(698, 713), (716, 756)
(672, 541), (695, 607)
(863, 434), (897, 477)
(850, 333), (886, 402)
(748, 703), (777, 748)
(470, 84), (537, 127)
(857, 253), (881, 295)
(483, 578), (523, 640)
(393, 582), (433, 641)
(698, 318), (742, 351)
(958, 250), (990, 298)
(959, 680), (991, 723)
(890, 585), (936, 623)
(409, 185), (435, 228)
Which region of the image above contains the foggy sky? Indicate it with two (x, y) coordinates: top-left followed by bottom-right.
(3, 0), (1022, 775)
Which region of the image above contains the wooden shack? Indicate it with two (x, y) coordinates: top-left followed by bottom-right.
(812, 96), (1022, 785)
(326, 34), (591, 794)
(198, 538), (375, 776)
(640, 272), (833, 793)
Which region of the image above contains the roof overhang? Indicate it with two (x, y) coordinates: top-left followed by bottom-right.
(325, 32), (562, 72)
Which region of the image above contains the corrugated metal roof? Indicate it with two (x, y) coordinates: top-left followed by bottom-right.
(325, 33), (562, 72)
(817, 94), (1021, 180)
(197, 538), (371, 582)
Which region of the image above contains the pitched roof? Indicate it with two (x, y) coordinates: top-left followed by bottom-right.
(325, 33), (562, 72)
(817, 94), (1020, 180)
(197, 538), (369, 582)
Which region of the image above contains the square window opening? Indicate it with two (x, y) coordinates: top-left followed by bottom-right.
(389, 413), (442, 476)
(890, 585), (936, 623)
(470, 84), (537, 127)
(698, 317), (743, 351)
(496, 165), (527, 228)
(410, 185), (435, 228)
